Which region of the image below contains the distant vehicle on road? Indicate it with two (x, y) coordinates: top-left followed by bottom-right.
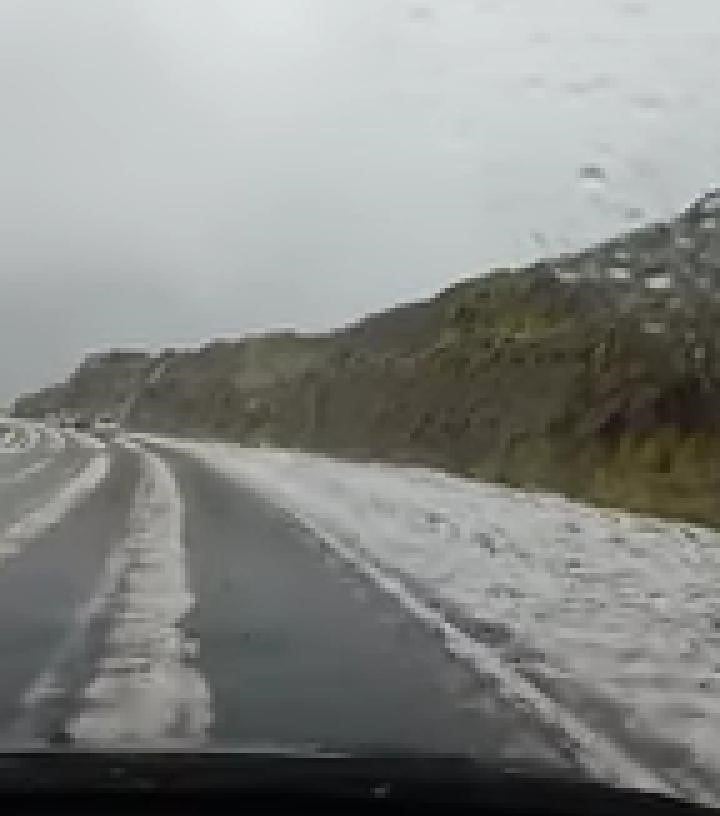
(58, 415), (91, 431)
(93, 414), (120, 440)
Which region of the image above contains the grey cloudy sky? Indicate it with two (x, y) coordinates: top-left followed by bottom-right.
(1, 0), (719, 401)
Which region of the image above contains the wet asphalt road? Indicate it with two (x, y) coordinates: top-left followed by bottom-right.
(0, 446), (138, 736)
(164, 448), (575, 767)
(0, 424), (577, 777)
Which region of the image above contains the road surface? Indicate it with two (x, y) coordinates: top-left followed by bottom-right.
(0, 420), (714, 805)
(0, 423), (575, 764)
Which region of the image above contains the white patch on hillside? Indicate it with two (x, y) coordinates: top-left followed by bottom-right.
(644, 274), (673, 290)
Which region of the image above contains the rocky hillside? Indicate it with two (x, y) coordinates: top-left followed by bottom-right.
(14, 350), (154, 423)
(14, 191), (720, 526)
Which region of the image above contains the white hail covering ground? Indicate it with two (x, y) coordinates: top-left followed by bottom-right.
(66, 443), (210, 744)
(0, 424), (110, 563)
(0, 453), (110, 555)
(143, 435), (720, 799)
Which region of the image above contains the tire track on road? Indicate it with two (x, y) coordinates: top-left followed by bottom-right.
(16, 441), (211, 747)
(0, 443), (139, 740)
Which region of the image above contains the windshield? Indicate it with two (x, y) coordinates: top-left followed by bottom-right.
(1, 0), (719, 808)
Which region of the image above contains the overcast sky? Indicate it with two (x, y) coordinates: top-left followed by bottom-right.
(1, 0), (719, 402)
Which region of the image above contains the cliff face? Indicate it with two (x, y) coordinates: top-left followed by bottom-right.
(14, 191), (720, 525)
(12, 351), (153, 422)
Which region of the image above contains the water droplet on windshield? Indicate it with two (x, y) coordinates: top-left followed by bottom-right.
(623, 206), (646, 222)
(565, 76), (614, 97)
(629, 93), (665, 112)
(530, 31), (551, 45)
(579, 165), (606, 180)
(408, 4), (432, 20)
(578, 164), (608, 192)
(619, 1), (647, 15)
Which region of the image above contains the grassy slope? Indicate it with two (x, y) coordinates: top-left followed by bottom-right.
(13, 194), (720, 526)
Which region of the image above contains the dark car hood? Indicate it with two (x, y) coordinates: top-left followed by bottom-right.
(0, 749), (703, 814)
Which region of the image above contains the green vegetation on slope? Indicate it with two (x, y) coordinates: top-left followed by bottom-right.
(13, 192), (720, 527)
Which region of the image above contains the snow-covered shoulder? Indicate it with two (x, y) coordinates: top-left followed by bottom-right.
(142, 434), (720, 801)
